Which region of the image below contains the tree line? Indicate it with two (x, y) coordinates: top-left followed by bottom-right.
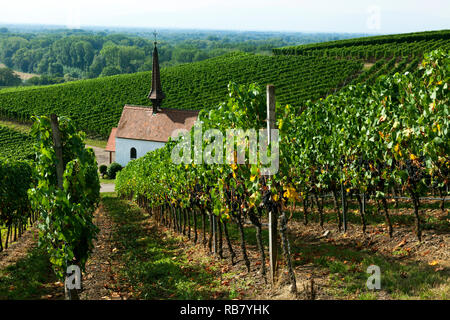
(0, 27), (364, 86)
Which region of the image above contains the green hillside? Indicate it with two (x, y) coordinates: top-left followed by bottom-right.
(274, 29), (450, 85)
(0, 52), (362, 138)
(0, 125), (33, 160)
(0, 30), (448, 141)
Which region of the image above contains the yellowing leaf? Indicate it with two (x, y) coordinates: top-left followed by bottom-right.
(394, 143), (403, 156)
(430, 101), (436, 112)
(429, 260), (439, 266)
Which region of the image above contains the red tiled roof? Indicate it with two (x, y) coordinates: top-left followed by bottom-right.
(115, 105), (199, 142)
(105, 127), (117, 152)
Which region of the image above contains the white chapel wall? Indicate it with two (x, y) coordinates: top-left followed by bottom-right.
(115, 137), (165, 167)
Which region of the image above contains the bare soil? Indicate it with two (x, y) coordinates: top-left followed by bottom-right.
(0, 227), (39, 270)
(79, 204), (124, 300)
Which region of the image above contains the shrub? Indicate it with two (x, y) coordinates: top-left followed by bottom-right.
(107, 162), (122, 179)
(0, 68), (21, 87)
(99, 164), (108, 178)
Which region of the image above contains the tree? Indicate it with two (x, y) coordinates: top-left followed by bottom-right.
(99, 42), (120, 67)
(100, 66), (121, 77)
(173, 49), (196, 63)
(12, 47), (32, 72)
(37, 54), (51, 74)
(88, 55), (106, 78)
(0, 67), (21, 86)
(194, 51), (210, 62)
(26, 75), (65, 86)
(138, 58), (153, 72)
(118, 46), (145, 73)
(48, 62), (64, 77)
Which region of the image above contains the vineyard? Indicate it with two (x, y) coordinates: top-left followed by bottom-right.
(0, 159), (35, 251)
(0, 31), (447, 143)
(0, 52), (362, 138)
(115, 50), (449, 296)
(0, 125), (33, 160)
(0, 115), (100, 300)
(274, 30), (450, 87)
(0, 29), (448, 300)
(274, 30), (450, 58)
(0, 124), (34, 248)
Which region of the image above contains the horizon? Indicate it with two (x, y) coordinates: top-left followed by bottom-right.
(0, 0), (449, 35)
(0, 23), (379, 36)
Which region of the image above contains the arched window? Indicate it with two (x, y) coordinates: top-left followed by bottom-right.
(130, 147), (137, 160)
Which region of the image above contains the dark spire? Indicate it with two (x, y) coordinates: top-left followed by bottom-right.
(148, 36), (165, 113)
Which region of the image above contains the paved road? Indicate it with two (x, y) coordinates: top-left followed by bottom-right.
(87, 145), (114, 167)
(87, 144), (116, 193)
(100, 183), (115, 193)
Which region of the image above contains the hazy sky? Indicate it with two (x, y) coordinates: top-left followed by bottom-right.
(0, 0), (449, 34)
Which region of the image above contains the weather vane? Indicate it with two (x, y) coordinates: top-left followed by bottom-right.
(153, 30), (158, 45)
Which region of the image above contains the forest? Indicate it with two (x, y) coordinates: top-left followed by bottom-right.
(0, 26), (365, 86)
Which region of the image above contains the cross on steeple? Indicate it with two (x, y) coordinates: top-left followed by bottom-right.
(148, 31), (165, 114)
(153, 30), (158, 45)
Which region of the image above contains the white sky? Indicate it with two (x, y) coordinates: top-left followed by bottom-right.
(0, 0), (449, 34)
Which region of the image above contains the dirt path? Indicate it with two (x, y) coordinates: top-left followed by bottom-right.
(0, 227), (39, 270)
(79, 204), (122, 300)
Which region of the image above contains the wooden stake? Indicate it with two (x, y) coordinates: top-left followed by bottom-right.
(50, 114), (64, 190)
(50, 114), (80, 301)
(266, 85), (278, 285)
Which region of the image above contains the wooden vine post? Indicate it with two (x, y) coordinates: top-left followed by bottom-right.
(50, 114), (80, 301)
(51, 114), (64, 190)
(266, 85), (278, 285)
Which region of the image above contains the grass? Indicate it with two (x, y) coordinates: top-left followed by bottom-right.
(290, 234), (449, 299)
(0, 246), (61, 300)
(154, 199), (448, 299)
(85, 138), (107, 149)
(0, 119), (31, 134)
(100, 177), (115, 184)
(283, 198), (449, 299)
(1, 191), (446, 300)
(0, 118), (108, 149)
(102, 194), (245, 300)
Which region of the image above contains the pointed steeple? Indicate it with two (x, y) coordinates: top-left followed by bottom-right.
(148, 38), (165, 113)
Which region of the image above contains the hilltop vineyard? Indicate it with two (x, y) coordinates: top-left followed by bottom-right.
(0, 52), (362, 138)
(274, 30), (450, 86)
(116, 51), (448, 289)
